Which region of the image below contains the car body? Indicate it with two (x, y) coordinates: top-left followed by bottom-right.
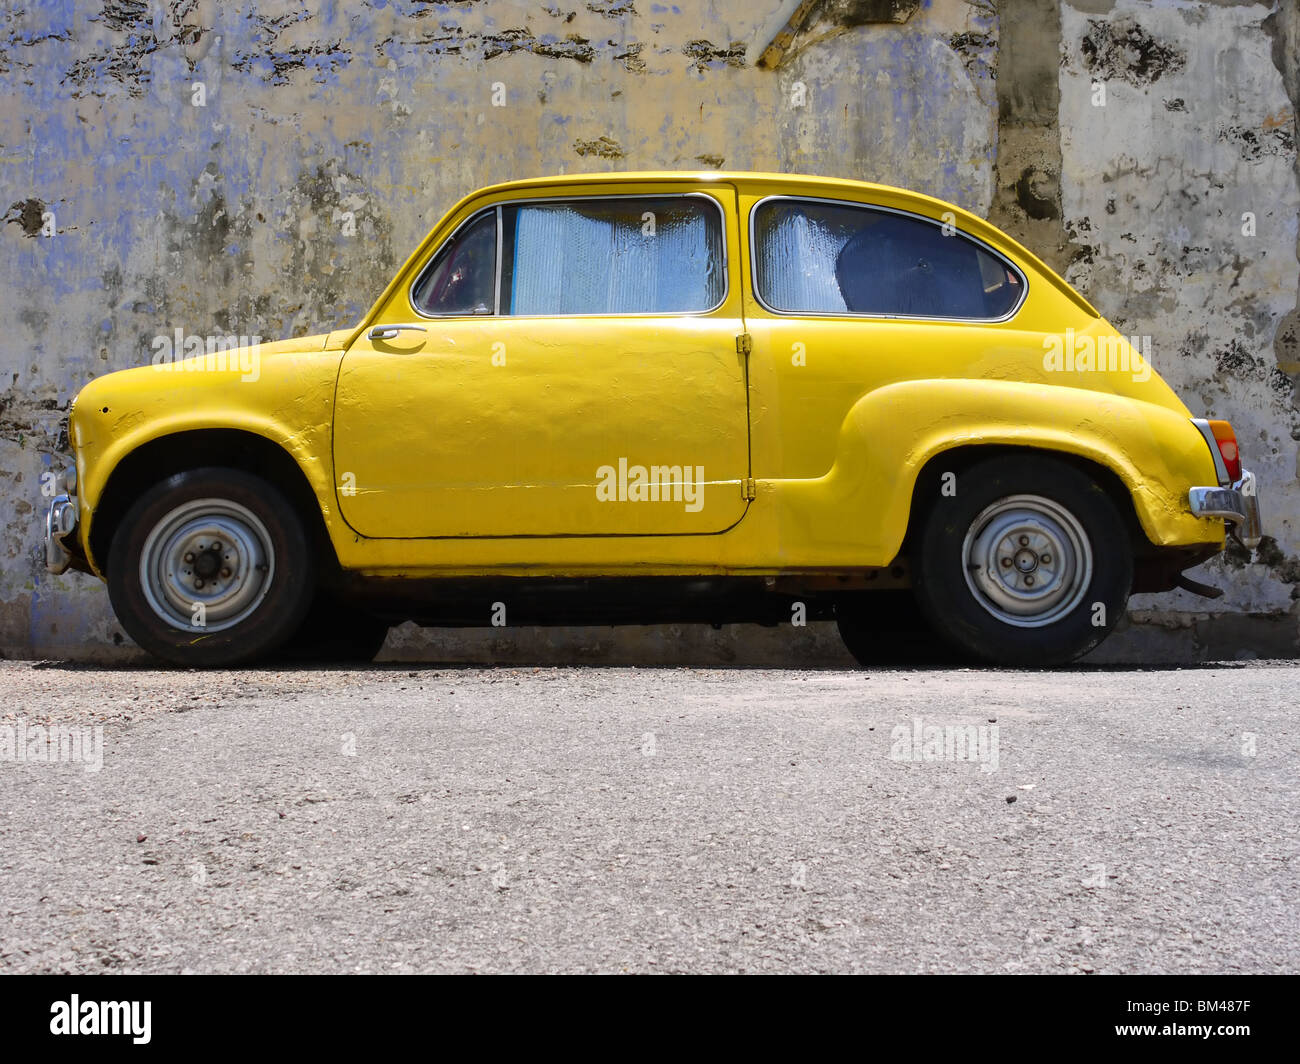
(45, 171), (1262, 665)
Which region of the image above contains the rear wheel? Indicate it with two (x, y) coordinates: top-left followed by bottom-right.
(912, 456), (1132, 665)
(107, 468), (314, 666)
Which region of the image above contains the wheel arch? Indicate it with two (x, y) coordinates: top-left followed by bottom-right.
(902, 444), (1146, 557)
(88, 429), (339, 578)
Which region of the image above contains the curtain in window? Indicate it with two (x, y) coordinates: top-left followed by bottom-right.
(510, 203), (721, 314)
(755, 208), (848, 313)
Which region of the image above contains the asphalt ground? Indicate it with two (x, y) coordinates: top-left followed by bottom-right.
(0, 661), (1295, 973)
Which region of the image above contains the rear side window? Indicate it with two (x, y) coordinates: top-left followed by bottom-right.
(753, 199), (1023, 320)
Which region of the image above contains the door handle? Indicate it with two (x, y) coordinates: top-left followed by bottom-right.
(368, 324), (428, 341)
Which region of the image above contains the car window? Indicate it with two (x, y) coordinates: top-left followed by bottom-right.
(411, 209), (497, 316)
(501, 197), (724, 315)
(753, 200), (1023, 320)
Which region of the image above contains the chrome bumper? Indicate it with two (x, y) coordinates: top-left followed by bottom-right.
(1189, 470), (1262, 550)
(44, 493), (79, 574)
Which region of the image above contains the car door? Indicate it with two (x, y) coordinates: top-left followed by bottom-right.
(332, 185), (751, 539)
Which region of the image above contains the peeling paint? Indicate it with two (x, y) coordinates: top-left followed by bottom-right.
(1078, 17), (1186, 87)
(573, 135), (626, 158)
(1217, 122), (1295, 163)
(3, 197), (46, 237)
(483, 29), (597, 64)
(683, 39), (747, 72)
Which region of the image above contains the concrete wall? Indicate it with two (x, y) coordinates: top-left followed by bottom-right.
(2, 0), (1297, 664)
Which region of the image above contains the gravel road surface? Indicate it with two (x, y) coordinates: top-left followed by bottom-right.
(1, 660), (1296, 973)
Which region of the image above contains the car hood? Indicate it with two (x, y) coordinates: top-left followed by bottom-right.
(69, 331), (344, 449)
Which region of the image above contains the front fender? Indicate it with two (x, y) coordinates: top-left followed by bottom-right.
(70, 351), (342, 571)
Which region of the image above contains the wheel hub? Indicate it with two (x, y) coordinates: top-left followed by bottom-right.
(1012, 546), (1038, 573)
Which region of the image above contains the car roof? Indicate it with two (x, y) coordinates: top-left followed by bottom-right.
(474, 169), (919, 202)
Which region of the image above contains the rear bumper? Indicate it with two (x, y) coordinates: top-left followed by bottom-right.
(1188, 470), (1261, 550)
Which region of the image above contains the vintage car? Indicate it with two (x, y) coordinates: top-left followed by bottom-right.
(44, 171), (1261, 666)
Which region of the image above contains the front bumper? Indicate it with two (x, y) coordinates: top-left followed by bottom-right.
(44, 493), (79, 574)
(1188, 470), (1262, 550)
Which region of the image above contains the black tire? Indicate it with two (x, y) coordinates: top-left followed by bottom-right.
(836, 590), (968, 666)
(912, 455), (1132, 666)
(277, 592), (391, 663)
(107, 468), (314, 666)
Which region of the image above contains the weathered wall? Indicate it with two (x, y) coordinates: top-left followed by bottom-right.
(1, 0), (1297, 664)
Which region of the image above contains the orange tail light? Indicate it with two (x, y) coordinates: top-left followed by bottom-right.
(1207, 420), (1242, 482)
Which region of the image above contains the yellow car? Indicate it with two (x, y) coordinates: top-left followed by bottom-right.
(44, 172), (1261, 667)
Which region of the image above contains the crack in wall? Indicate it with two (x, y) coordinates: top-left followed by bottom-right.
(482, 29), (596, 63)
(756, 0), (921, 68)
(682, 39), (747, 72)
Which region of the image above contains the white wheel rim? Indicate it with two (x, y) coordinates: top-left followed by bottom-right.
(138, 498), (275, 633)
(961, 493), (1093, 629)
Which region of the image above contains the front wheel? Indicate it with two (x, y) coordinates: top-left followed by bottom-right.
(107, 468), (314, 666)
(912, 456), (1132, 666)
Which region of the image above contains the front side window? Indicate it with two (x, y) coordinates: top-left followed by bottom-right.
(411, 209), (497, 316)
(411, 196), (726, 318)
(753, 199), (1023, 320)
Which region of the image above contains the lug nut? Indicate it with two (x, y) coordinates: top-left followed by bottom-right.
(220, 568), (231, 578)
(194, 578), (204, 590)
(184, 552), (195, 563)
(211, 540), (222, 551)
(1018, 535), (1029, 546)
(1041, 553), (1051, 564)
(1000, 557), (1013, 568)
(1024, 576), (1035, 586)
